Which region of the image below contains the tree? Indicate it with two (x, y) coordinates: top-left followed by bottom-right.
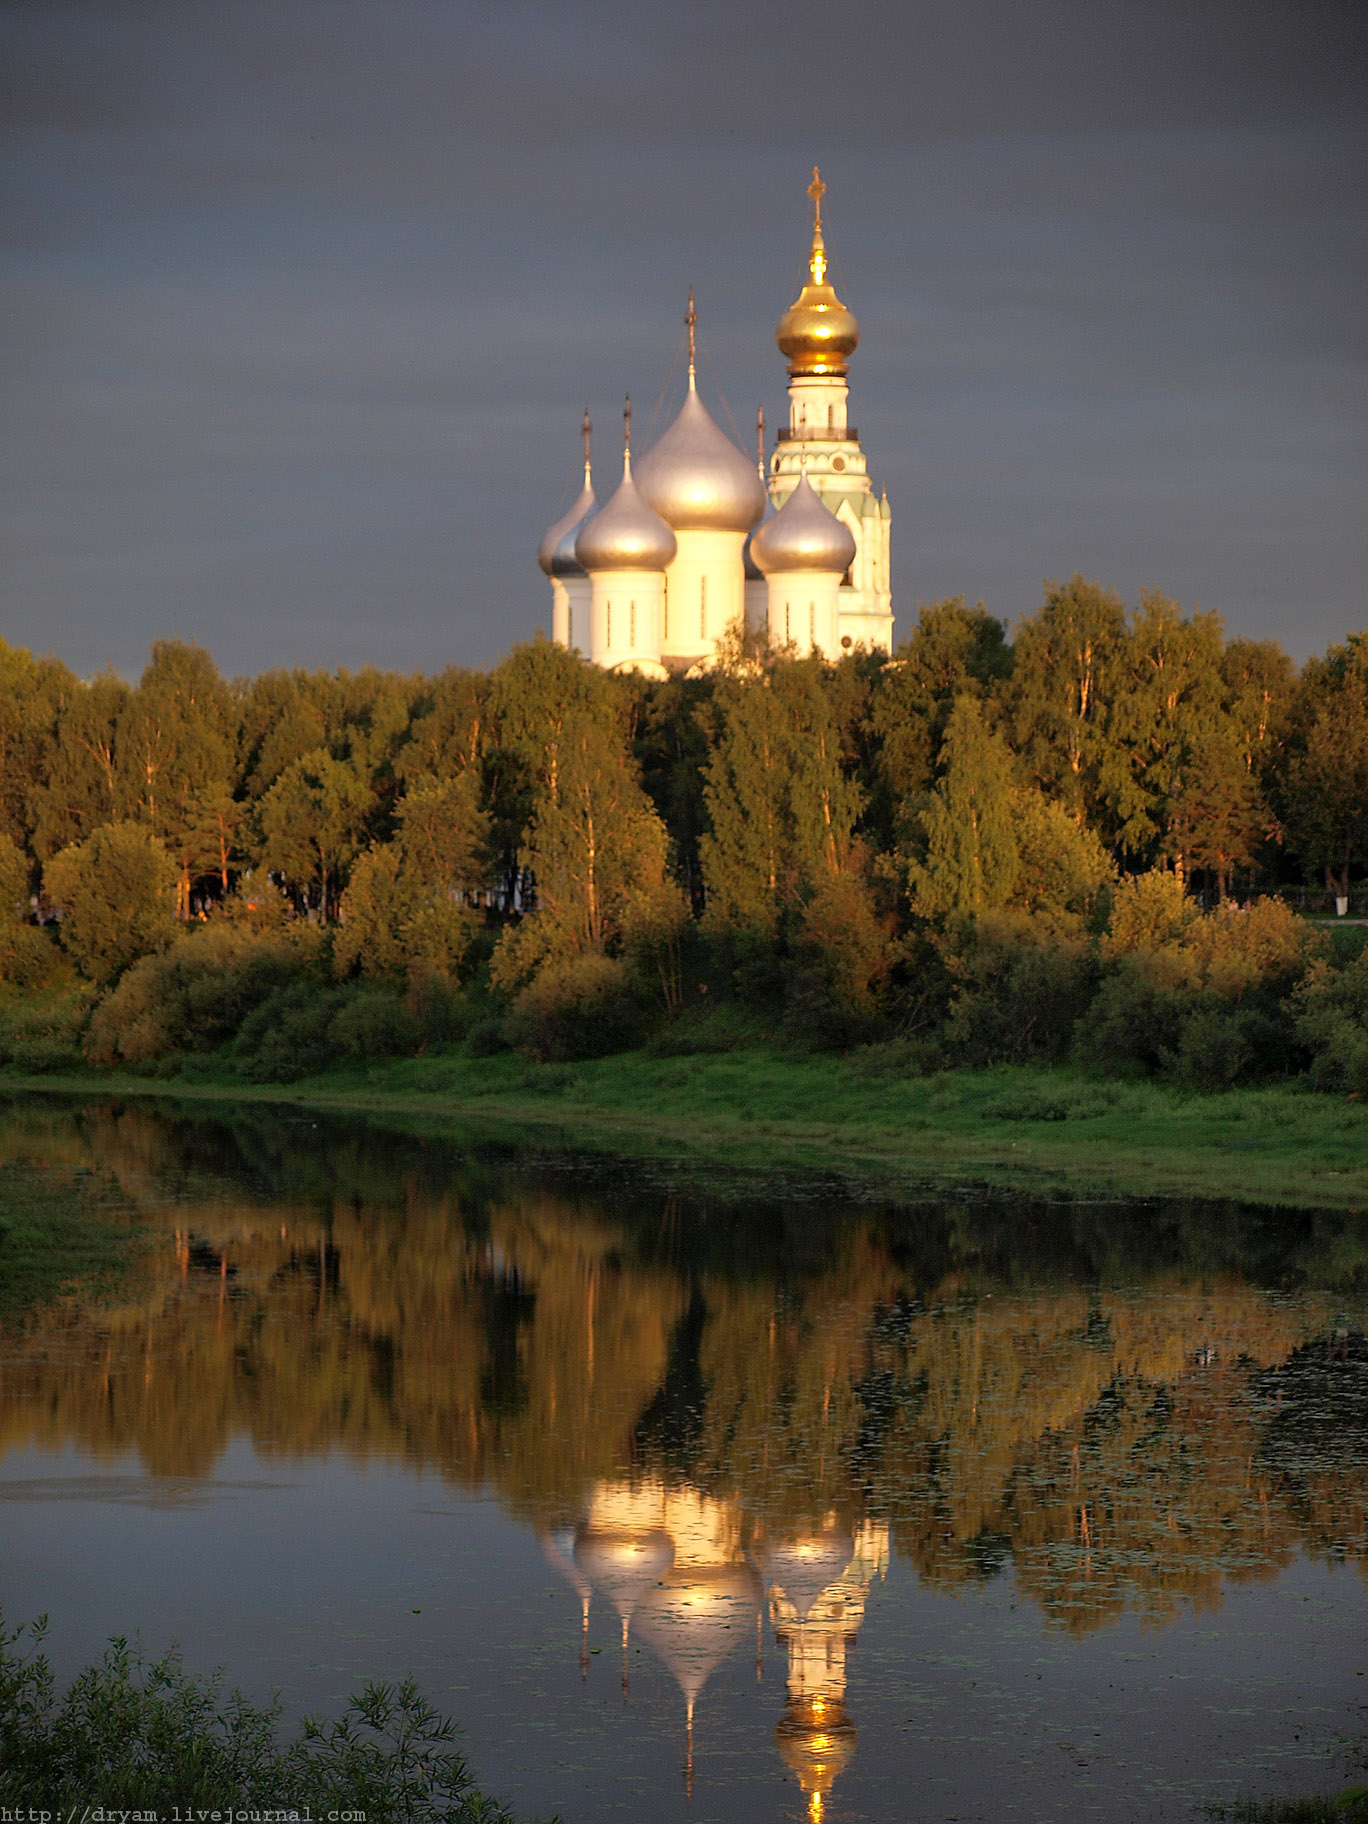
(1282, 635), (1368, 898)
(26, 672), (129, 861)
(908, 695), (1019, 917)
(333, 776), (489, 982)
(870, 598), (1011, 817)
(1111, 593), (1226, 866)
(1009, 576), (1129, 836)
(0, 639), (76, 852)
(44, 822), (178, 980)
(491, 706), (678, 996)
(700, 657), (861, 934)
(256, 749), (373, 921)
(117, 642), (239, 917)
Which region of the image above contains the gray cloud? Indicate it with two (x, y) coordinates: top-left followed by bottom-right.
(1, 0), (1365, 677)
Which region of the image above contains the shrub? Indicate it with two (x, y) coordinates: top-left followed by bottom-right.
(0, 1615), (518, 1819)
(0, 989), (96, 1074)
(231, 982), (349, 1082)
(44, 823), (178, 981)
(329, 988), (422, 1060)
(940, 913), (1096, 1066)
(783, 870), (893, 1049)
(1294, 954), (1368, 1096)
(502, 952), (645, 1061)
(1072, 965), (1186, 1076)
(86, 922), (322, 1067)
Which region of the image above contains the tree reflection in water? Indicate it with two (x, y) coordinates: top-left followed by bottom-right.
(1, 1096), (1366, 1815)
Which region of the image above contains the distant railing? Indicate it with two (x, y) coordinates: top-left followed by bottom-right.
(775, 426), (857, 444)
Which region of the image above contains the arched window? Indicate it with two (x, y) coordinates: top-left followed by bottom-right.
(606, 601), (612, 648)
(630, 600), (636, 647)
(784, 602), (791, 643)
(827, 403), (834, 431)
(809, 602), (815, 645)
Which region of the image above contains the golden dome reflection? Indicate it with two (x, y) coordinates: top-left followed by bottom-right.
(775, 166), (860, 378)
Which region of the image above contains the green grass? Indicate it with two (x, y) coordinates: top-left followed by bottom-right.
(6, 1045), (1367, 1210)
(0, 1158), (147, 1318)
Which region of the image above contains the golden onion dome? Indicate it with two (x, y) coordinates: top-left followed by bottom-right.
(575, 445), (677, 574)
(749, 472), (856, 577)
(775, 1696), (858, 1815)
(776, 168), (859, 378)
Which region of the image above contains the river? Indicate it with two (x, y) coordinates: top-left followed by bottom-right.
(1, 1096), (1365, 1821)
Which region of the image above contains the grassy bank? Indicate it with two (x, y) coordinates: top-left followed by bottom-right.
(4, 1047), (1366, 1210)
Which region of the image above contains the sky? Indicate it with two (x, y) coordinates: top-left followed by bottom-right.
(1, 0), (1365, 680)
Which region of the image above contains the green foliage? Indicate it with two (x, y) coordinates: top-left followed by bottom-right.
(44, 822), (179, 981)
(700, 656), (861, 934)
(0, 1615), (522, 1820)
(502, 951), (646, 1061)
(330, 987), (423, 1059)
(939, 913), (1096, 1065)
(85, 921), (322, 1066)
(1295, 953), (1368, 1096)
(231, 981), (352, 1082)
(908, 696), (1019, 917)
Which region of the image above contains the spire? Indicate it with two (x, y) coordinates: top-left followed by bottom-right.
(685, 287), (698, 391)
(755, 405), (766, 483)
(807, 166), (828, 285)
(623, 394), (632, 472)
(582, 407), (592, 484)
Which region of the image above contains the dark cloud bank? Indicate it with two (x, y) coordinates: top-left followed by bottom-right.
(1, 0), (1365, 677)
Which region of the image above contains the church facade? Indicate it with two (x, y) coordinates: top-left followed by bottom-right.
(537, 172), (894, 673)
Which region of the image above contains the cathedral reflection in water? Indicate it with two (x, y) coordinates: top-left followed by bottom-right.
(544, 1480), (888, 1819)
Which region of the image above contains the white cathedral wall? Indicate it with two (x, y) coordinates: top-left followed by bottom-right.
(660, 528), (748, 664)
(766, 572), (843, 660)
(588, 569), (666, 673)
(550, 576), (593, 652)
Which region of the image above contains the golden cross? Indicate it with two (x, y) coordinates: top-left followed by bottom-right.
(808, 165), (826, 230)
(581, 407), (591, 466)
(623, 393), (631, 452)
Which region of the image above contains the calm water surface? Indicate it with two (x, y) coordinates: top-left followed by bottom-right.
(1, 1098), (1366, 1822)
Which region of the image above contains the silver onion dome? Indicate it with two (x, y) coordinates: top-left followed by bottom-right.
(575, 450), (677, 573)
(636, 386), (767, 534)
(749, 471), (856, 575)
(537, 474), (596, 577)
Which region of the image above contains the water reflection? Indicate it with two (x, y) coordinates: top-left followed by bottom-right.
(1, 1097), (1366, 1817)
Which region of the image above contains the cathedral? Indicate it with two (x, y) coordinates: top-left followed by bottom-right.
(537, 171), (894, 673)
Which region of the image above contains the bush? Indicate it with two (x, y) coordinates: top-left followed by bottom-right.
(1295, 954), (1368, 1096)
(44, 823), (178, 981)
(231, 982), (349, 1082)
(329, 988), (422, 1060)
(0, 989), (96, 1074)
(502, 952), (646, 1061)
(940, 913), (1096, 1066)
(0, 1615), (519, 1819)
(1072, 966), (1186, 1076)
(86, 922), (323, 1067)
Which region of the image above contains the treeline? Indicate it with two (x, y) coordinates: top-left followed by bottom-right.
(1, 576), (1366, 1089)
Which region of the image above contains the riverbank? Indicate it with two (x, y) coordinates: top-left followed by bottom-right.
(4, 1047), (1366, 1210)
